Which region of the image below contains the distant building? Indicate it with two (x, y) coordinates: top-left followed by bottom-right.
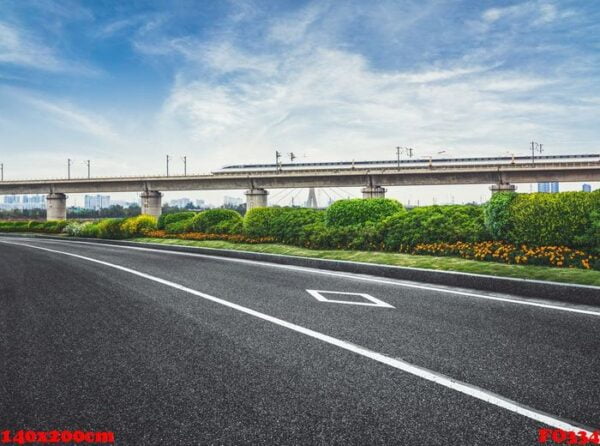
(1, 194), (46, 210)
(169, 198), (192, 208)
(582, 184), (592, 192)
(223, 196), (243, 207)
(84, 194), (111, 210)
(195, 199), (206, 208)
(537, 182), (559, 193)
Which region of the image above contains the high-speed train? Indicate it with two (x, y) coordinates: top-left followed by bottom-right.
(214, 154), (600, 174)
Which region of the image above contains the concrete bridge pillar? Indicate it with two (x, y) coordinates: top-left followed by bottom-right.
(490, 183), (517, 194)
(46, 193), (67, 221)
(361, 185), (387, 199)
(141, 190), (162, 217)
(245, 188), (268, 210)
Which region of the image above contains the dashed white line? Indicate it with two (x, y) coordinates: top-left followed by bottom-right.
(1, 239), (596, 435)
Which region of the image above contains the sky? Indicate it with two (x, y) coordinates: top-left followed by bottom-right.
(0, 0), (599, 206)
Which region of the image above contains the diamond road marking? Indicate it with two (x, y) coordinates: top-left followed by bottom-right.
(306, 289), (394, 308)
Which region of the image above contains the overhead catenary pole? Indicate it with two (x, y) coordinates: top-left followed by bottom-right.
(182, 156), (187, 176)
(0, 163), (3, 181)
(166, 155), (171, 177)
(275, 150), (282, 172)
(85, 160), (91, 179)
(531, 141), (543, 164)
(67, 158), (72, 180)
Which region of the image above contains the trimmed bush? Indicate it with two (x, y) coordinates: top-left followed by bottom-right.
(505, 191), (600, 248)
(296, 221), (383, 251)
(484, 192), (517, 240)
(271, 208), (324, 244)
(165, 219), (193, 234)
(325, 198), (404, 227)
(96, 218), (126, 239)
(245, 207), (324, 243)
(120, 215), (157, 237)
(0, 221), (30, 232)
(79, 222), (100, 238)
(157, 211), (196, 230)
(383, 205), (487, 250)
(64, 221), (99, 237)
(189, 209), (242, 234)
(243, 207), (285, 238)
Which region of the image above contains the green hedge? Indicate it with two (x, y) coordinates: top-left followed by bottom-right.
(484, 190), (600, 249)
(244, 207), (324, 243)
(243, 207), (285, 238)
(0, 220), (67, 233)
(189, 209), (243, 234)
(382, 205), (487, 250)
(157, 211), (196, 230)
(120, 215), (157, 237)
(325, 198), (404, 227)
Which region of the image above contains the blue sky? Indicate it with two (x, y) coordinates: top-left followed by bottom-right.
(0, 0), (599, 205)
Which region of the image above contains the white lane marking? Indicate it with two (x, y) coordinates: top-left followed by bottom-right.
(306, 289), (394, 308)
(11, 237), (600, 318)
(2, 239), (596, 434)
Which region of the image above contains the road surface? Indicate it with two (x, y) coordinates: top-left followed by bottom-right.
(1, 237), (598, 445)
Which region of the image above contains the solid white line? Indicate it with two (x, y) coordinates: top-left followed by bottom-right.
(13, 237), (600, 317)
(2, 239), (596, 434)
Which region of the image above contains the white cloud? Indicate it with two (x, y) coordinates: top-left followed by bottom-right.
(18, 94), (119, 141)
(157, 41), (593, 170)
(481, 1), (572, 26)
(0, 21), (99, 74)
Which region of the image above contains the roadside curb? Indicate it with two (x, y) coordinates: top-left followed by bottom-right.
(2, 233), (599, 307)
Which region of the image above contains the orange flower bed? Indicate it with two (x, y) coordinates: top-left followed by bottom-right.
(143, 230), (275, 244)
(402, 241), (598, 270)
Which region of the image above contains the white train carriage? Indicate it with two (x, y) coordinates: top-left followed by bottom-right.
(213, 154), (600, 174)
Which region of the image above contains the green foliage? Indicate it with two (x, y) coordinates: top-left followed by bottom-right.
(165, 219), (193, 234)
(325, 198), (404, 227)
(189, 209), (242, 234)
(243, 207), (285, 238)
(79, 222), (100, 238)
(506, 191), (600, 248)
(297, 221), (383, 250)
(157, 211), (196, 230)
(120, 215), (157, 237)
(0, 221), (31, 232)
(245, 207), (324, 243)
(64, 221), (99, 237)
(96, 218), (126, 239)
(382, 205), (487, 250)
(484, 192), (517, 240)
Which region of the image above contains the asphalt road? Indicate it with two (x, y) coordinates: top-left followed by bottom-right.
(1, 237), (599, 445)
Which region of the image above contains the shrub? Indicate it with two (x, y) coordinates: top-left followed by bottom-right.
(506, 191), (600, 248)
(243, 207), (285, 238)
(0, 221), (30, 232)
(382, 205), (487, 250)
(157, 211), (196, 230)
(295, 221), (383, 251)
(64, 221), (100, 237)
(484, 192), (517, 240)
(325, 198), (404, 227)
(244, 207), (324, 243)
(120, 215), (157, 237)
(96, 218), (126, 239)
(79, 222), (100, 238)
(165, 219), (193, 234)
(189, 209), (243, 234)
